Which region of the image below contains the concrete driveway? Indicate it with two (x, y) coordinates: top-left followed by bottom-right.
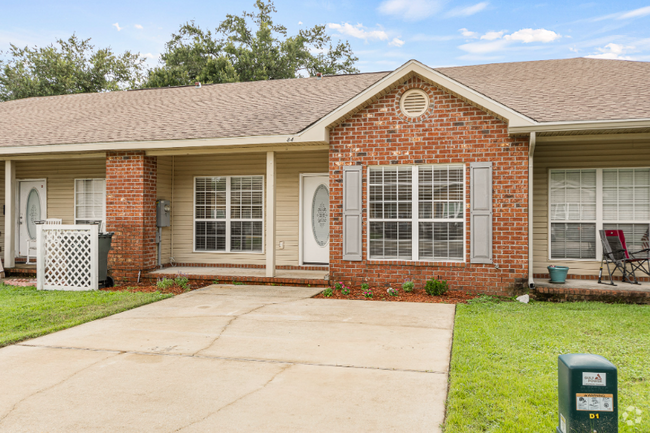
(0, 285), (455, 432)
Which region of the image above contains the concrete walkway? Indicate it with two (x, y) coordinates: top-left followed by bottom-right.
(0, 285), (455, 432)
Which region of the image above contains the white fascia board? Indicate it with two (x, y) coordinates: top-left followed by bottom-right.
(296, 59), (537, 138)
(509, 118), (650, 134)
(0, 133), (324, 156)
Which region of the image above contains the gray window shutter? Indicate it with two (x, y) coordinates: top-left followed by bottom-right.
(470, 162), (493, 264)
(343, 165), (363, 261)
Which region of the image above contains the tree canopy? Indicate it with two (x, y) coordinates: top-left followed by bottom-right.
(145, 0), (359, 88)
(0, 34), (146, 102)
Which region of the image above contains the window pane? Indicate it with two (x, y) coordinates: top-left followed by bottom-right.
(550, 223), (596, 259)
(369, 167), (411, 220)
(195, 221), (226, 251)
(419, 222), (463, 260)
(230, 221), (263, 252)
(75, 179), (105, 223)
(195, 177), (226, 219)
(231, 176), (264, 221)
(603, 168), (650, 222)
(419, 166), (463, 221)
(368, 221), (412, 259)
(550, 170), (596, 222)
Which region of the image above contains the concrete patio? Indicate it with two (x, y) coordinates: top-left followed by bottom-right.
(0, 284), (455, 432)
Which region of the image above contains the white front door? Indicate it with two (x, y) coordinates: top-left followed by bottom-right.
(18, 180), (47, 257)
(302, 175), (329, 264)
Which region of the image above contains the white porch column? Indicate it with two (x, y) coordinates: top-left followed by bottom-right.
(266, 151), (276, 277)
(4, 160), (15, 269)
(528, 132), (536, 289)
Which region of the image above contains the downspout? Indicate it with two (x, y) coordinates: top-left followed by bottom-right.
(528, 132), (536, 289)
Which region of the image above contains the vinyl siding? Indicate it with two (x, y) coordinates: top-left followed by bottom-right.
(533, 138), (650, 276)
(170, 150), (328, 266)
(157, 156), (173, 265)
(14, 159), (106, 225)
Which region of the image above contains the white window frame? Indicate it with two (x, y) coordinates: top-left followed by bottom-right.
(74, 178), (106, 231)
(548, 167), (650, 261)
(193, 175), (265, 254)
(366, 164), (466, 263)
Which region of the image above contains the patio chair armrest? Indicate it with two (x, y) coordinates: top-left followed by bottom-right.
(629, 248), (650, 257)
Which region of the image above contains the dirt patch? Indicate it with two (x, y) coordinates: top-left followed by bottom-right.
(313, 286), (479, 304)
(100, 280), (215, 295)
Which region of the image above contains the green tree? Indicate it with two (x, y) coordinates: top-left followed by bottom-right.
(146, 0), (359, 88)
(0, 34), (146, 102)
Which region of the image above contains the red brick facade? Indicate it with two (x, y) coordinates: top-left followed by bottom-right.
(106, 151), (157, 281)
(328, 77), (529, 295)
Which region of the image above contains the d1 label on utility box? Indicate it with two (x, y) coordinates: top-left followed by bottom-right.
(558, 354), (618, 433)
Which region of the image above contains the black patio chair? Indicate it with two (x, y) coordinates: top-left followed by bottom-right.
(598, 230), (649, 286)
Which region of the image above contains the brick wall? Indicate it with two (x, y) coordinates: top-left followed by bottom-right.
(106, 151), (157, 282)
(328, 77), (529, 295)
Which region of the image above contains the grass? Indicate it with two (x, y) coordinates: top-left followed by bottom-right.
(0, 284), (172, 348)
(445, 299), (650, 432)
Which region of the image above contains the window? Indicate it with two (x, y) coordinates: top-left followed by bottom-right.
(75, 179), (106, 229)
(368, 165), (464, 261)
(194, 176), (264, 253)
(549, 168), (650, 260)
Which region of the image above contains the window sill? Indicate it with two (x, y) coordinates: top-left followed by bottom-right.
(366, 259), (466, 268)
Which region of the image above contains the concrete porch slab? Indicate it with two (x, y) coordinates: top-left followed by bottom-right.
(149, 266), (328, 281)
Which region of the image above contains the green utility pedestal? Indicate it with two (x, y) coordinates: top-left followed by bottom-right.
(557, 354), (617, 433)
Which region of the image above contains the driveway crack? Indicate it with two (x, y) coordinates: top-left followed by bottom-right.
(0, 351), (122, 425)
(172, 363), (293, 432)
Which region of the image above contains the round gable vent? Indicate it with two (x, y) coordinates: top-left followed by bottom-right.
(400, 89), (429, 117)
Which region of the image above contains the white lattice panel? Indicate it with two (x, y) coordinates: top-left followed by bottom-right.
(37, 225), (98, 291)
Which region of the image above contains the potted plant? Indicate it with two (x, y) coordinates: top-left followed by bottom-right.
(547, 265), (569, 284)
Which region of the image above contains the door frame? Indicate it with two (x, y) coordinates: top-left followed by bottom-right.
(299, 173), (328, 266)
(16, 178), (47, 258)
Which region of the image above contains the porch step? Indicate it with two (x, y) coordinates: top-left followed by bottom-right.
(5, 266), (36, 278)
(144, 268), (329, 287)
(532, 278), (650, 304)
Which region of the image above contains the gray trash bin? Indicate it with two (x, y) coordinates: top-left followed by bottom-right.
(98, 232), (114, 288)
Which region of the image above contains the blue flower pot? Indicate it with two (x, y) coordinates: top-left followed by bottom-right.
(548, 266), (569, 284)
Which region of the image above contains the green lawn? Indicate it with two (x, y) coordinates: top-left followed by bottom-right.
(0, 284), (172, 347)
(445, 298), (650, 432)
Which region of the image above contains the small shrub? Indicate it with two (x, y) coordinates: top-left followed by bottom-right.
(157, 278), (174, 290)
(334, 282), (343, 291)
(174, 276), (189, 290)
(362, 288), (373, 299)
(387, 287), (398, 297)
(424, 278), (448, 296)
(361, 283), (369, 291)
(342, 287), (350, 295)
(402, 281), (415, 293)
(323, 288), (333, 297)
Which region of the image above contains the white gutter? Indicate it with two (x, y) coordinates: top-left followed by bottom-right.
(528, 132), (536, 290)
(509, 118), (650, 135)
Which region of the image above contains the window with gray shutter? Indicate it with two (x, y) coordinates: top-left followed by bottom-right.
(343, 165), (363, 261)
(470, 162), (493, 264)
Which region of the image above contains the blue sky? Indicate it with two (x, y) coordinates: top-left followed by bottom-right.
(1, 1), (650, 72)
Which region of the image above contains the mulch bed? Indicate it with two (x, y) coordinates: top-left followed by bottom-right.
(100, 280), (215, 295)
(313, 286), (479, 304)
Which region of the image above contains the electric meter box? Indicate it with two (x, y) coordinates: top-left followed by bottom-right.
(557, 354), (618, 433)
(156, 199), (171, 227)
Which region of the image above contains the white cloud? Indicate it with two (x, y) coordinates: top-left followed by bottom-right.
(327, 23), (389, 41)
(446, 2), (489, 17)
(142, 53), (156, 59)
(298, 21), (303, 25)
(389, 37), (405, 47)
(504, 28), (561, 43)
(481, 31), (504, 41)
(378, 0), (447, 21)
(459, 28), (478, 38)
(134, 24), (143, 29)
(458, 28), (561, 54)
(585, 43), (635, 60)
(112, 23), (122, 32)
(618, 5), (650, 19)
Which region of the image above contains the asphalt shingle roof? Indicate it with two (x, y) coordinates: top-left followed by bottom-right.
(0, 72), (389, 148)
(435, 58), (650, 123)
(1, 58), (649, 148)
